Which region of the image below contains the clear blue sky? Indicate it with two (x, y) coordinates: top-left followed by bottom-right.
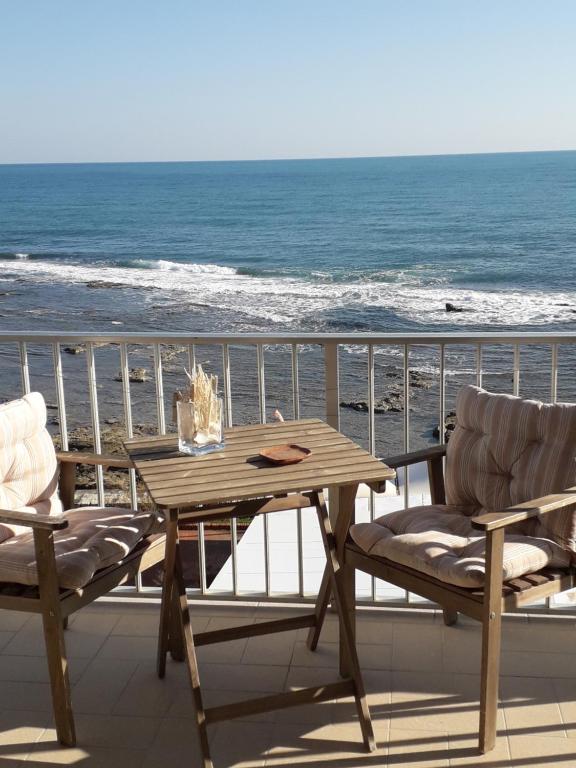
(2, 1), (575, 163)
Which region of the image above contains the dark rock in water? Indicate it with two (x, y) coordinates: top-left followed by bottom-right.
(409, 371), (433, 389)
(446, 302), (463, 313)
(341, 390), (406, 413)
(86, 280), (154, 291)
(114, 367), (149, 383)
(433, 410), (457, 441)
(64, 345), (85, 355)
(340, 400), (369, 412)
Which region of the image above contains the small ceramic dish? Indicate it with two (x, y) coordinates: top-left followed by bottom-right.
(259, 444), (312, 465)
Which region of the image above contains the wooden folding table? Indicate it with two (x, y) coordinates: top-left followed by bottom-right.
(126, 418), (394, 768)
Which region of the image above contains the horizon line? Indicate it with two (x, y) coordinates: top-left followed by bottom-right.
(1, 147), (575, 168)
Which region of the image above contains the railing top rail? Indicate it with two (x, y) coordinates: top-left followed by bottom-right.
(1, 331), (576, 345)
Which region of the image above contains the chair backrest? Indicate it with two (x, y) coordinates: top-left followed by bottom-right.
(445, 385), (576, 552)
(0, 392), (62, 539)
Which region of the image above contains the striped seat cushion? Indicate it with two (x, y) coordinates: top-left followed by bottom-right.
(350, 504), (571, 588)
(350, 385), (576, 587)
(0, 506), (157, 590)
(0, 392), (157, 589)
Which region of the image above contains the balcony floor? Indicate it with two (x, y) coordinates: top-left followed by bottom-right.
(0, 600), (575, 767)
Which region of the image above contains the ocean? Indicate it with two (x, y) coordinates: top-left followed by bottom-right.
(1, 152), (576, 454)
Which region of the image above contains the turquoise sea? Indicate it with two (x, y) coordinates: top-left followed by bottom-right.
(1, 151), (576, 336)
(1, 151), (575, 451)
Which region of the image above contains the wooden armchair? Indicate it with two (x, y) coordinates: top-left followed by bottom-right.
(310, 385), (576, 753)
(0, 393), (165, 746)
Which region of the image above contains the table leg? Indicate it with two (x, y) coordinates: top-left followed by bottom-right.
(157, 515), (178, 679)
(312, 489), (375, 752)
(172, 534), (212, 767)
(307, 484), (358, 652)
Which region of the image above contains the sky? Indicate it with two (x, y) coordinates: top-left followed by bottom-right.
(1, 1), (575, 164)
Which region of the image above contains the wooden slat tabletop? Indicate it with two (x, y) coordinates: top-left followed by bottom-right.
(125, 418), (395, 511)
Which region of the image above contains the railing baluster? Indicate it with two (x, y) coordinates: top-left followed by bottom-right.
(153, 344), (166, 434)
(403, 344), (411, 605)
(86, 342), (104, 505)
(19, 342), (30, 394)
(221, 343), (238, 594)
(120, 344), (138, 511)
(291, 343), (300, 420)
(222, 343), (233, 426)
(52, 343), (68, 451)
(257, 343), (266, 423)
(513, 344), (520, 396)
(187, 343), (196, 373)
(198, 521), (207, 594)
(439, 344), (445, 446)
(257, 343), (270, 594)
(403, 344), (410, 509)
(476, 343), (483, 388)
(551, 344), (558, 403)
(368, 344), (376, 601)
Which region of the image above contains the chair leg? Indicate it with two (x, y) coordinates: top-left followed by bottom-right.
(442, 608), (458, 627)
(479, 604), (502, 753)
(42, 607), (76, 746)
(479, 528), (504, 754)
(34, 529), (75, 747)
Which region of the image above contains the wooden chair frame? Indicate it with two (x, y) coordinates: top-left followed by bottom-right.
(0, 451), (165, 747)
(309, 444), (576, 753)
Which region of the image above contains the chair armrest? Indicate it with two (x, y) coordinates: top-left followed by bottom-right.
(0, 508), (68, 531)
(471, 487), (576, 531)
(56, 451), (133, 469)
(384, 444), (447, 469)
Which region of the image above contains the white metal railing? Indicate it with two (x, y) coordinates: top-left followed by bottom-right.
(2, 330), (576, 612)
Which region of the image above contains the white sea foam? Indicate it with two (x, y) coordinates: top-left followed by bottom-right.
(4, 257), (576, 330)
(129, 259), (237, 274)
(14, 253), (29, 259)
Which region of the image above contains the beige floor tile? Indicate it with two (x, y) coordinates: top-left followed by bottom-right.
(0, 611), (32, 632)
(59, 714), (162, 749)
(96, 635), (158, 660)
(291, 641), (339, 668)
(0, 654), (89, 685)
(501, 676), (566, 739)
(501, 650), (576, 678)
(112, 662), (179, 717)
(502, 622), (576, 653)
(143, 715), (212, 766)
(199, 662), (288, 692)
(196, 617), (250, 664)
(447, 733), (511, 765)
(389, 671), (505, 735)
(0, 709), (49, 761)
(551, 678), (576, 737)
(508, 733), (576, 766)
(359, 642), (393, 671)
(3, 626), (106, 659)
(0, 681), (52, 712)
(297, 618), (340, 643)
(387, 726), (450, 767)
(27, 742), (146, 767)
(357, 614), (395, 645)
(68, 611), (120, 635)
(442, 624), (481, 674)
(392, 624), (443, 672)
(264, 722), (386, 765)
(242, 631), (297, 666)
(211, 721), (273, 767)
(72, 657), (140, 715)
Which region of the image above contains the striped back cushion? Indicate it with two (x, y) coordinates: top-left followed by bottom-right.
(445, 386), (576, 552)
(0, 393), (62, 540)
